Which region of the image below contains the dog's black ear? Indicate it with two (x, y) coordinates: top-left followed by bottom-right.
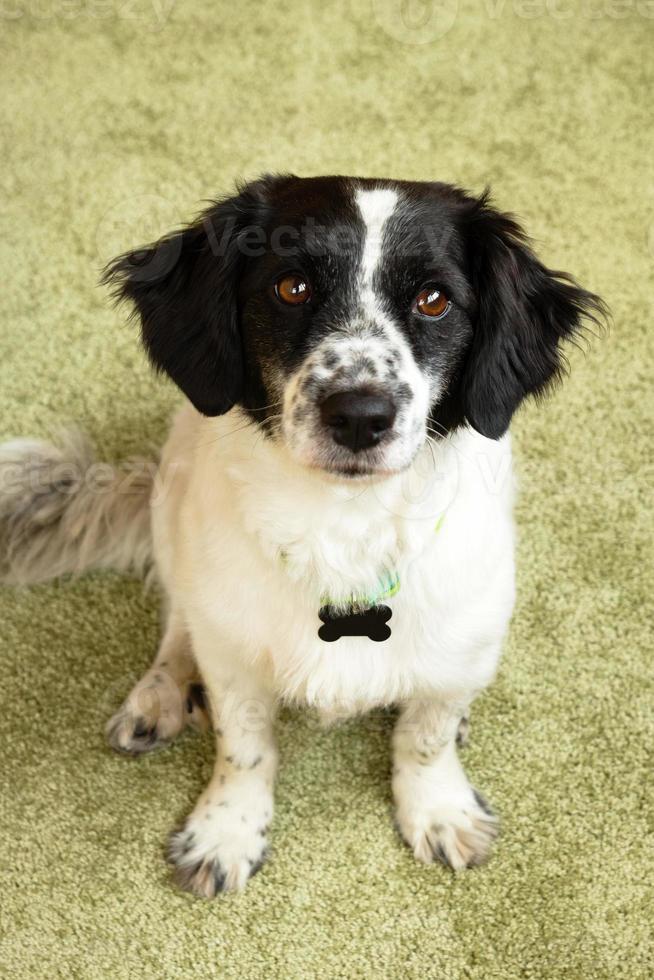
(103, 190), (262, 416)
(459, 192), (607, 439)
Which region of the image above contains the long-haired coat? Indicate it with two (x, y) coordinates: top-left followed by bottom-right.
(0, 175), (605, 897)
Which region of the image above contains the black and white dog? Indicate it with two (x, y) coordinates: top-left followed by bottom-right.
(0, 175), (604, 897)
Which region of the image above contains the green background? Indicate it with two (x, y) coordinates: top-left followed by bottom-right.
(1, 1), (652, 977)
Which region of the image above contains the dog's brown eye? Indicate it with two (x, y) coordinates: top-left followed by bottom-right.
(275, 274), (311, 306)
(414, 287), (450, 319)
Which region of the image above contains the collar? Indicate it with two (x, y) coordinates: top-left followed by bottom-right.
(278, 511), (446, 614)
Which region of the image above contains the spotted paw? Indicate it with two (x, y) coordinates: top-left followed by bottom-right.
(105, 670), (199, 755)
(398, 790), (498, 870)
(168, 803), (270, 897)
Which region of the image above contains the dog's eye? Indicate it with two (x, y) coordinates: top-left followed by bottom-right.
(414, 286), (451, 319)
(275, 274), (311, 306)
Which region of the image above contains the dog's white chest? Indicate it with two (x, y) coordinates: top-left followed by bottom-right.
(172, 416), (516, 713)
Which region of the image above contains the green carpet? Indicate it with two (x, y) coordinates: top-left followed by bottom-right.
(1, 3), (652, 977)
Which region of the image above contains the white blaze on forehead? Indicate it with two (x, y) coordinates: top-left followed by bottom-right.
(355, 187), (398, 289)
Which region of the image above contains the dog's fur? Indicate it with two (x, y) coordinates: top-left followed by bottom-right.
(0, 175), (605, 897)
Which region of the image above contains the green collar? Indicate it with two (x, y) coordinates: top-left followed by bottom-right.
(279, 511), (446, 612)
(328, 569), (400, 614)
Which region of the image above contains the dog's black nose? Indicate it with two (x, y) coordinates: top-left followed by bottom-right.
(320, 390), (397, 453)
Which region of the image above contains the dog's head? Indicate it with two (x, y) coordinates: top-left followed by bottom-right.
(104, 175), (605, 478)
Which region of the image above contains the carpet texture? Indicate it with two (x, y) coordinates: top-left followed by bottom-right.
(1, 2), (652, 977)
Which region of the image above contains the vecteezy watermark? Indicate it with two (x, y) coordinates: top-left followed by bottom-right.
(99, 206), (460, 283)
(96, 178), (462, 278)
(366, 429), (516, 526)
(0, 449), (169, 503)
(484, 0), (654, 18)
(369, 0), (654, 36)
(211, 215), (458, 261)
(0, 0), (177, 29)
(371, 0), (460, 43)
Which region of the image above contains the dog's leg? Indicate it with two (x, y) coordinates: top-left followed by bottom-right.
(105, 609), (206, 754)
(167, 644), (277, 898)
(392, 698), (498, 870)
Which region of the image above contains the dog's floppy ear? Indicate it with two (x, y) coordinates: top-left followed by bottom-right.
(460, 192), (607, 440)
(103, 190), (261, 416)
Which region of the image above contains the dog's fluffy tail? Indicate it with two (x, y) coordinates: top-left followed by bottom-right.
(0, 429), (155, 585)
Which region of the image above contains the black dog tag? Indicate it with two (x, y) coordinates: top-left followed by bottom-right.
(318, 604), (392, 642)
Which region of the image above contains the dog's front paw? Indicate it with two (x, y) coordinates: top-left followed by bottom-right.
(106, 672), (206, 755)
(168, 799), (271, 898)
(397, 789), (498, 871)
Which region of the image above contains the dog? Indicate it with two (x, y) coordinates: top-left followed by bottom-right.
(0, 175), (605, 897)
